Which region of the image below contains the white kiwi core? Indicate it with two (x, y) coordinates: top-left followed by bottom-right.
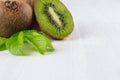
(48, 7), (62, 27)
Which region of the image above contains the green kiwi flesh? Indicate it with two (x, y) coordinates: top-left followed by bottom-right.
(35, 0), (74, 39)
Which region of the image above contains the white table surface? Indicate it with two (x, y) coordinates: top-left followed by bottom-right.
(0, 0), (120, 80)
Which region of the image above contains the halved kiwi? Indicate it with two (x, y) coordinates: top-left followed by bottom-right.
(35, 0), (74, 39)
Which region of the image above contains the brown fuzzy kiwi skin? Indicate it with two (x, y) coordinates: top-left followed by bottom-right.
(23, 0), (39, 30)
(0, 0), (33, 38)
(24, 0), (35, 8)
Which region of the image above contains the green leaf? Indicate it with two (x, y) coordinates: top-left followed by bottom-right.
(24, 30), (54, 54)
(39, 32), (54, 51)
(0, 37), (7, 51)
(6, 32), (24, 56)
(36, 31), (54, 51)
(42, 35), (54, 52)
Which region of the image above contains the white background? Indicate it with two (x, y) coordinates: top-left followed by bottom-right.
(0, 0), (120, 80)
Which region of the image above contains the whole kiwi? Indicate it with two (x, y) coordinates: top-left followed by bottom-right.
(0, 0), (33, 38)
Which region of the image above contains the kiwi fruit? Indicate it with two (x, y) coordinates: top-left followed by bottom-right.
(0, 0), (33, 38)
(35, 0), (74, 39)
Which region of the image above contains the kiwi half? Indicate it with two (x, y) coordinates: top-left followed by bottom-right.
(35, 0), (74, 39)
